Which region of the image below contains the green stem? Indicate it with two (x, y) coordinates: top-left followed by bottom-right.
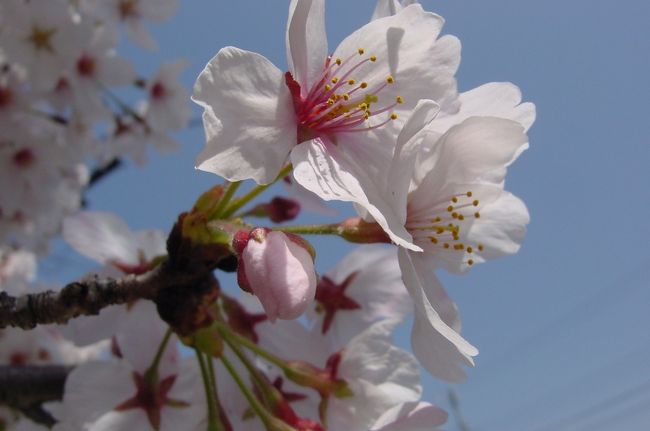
(217, 325), (277, 410)
(195, 348), (221, 431)
(274, 224), (341, 236)
(206, 355), (225, 430)
(210, 181), (241, 219)
(144, 328), (173, 384)
(221, 165), (292, 218)
(220, 354), (294, 431)
(215, 322), (289, 372)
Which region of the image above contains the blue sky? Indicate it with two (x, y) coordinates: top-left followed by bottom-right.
(44, 1), (650, 429)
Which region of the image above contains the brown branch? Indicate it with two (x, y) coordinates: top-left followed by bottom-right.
(0, 268), (161, 330)
(0, 365), (72, 427)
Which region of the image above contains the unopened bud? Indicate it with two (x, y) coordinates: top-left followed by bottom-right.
(247, 197), (301, 223)
(235, 228), (317, 321)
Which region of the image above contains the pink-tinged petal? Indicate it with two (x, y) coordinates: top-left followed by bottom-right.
(62, 361), (134, 425)
(134, 230), (167, 261)
(398, 249), (477, 382)
(193, 47), (297, 184)
(243, 231), (317, 321)
(372, 402), (448, 431)
(63, 211), (139, 265)
(124, 19), (157, 50)
(291, 137), (419, 251)
(332, 5), (458, 117)
(286, 0), (327, 93)
(433, 82), (537, 133)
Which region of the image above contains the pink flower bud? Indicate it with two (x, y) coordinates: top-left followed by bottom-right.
(240, 229), (317, 321)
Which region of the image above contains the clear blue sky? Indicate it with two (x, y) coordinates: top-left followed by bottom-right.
(43, 1), (650, 430)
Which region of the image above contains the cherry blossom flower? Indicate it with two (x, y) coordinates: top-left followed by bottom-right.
(256, 319), (422, 431)
(56, 304), (205, 431)
(139, 60), (191, 134)
(194, 1), (460, 246)
(0, 0), (86, 91)
(370, 401), (447, 431)
(83, 0), (179, 50)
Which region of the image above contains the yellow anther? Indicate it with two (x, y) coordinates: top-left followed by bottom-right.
(331, 77), (339, 84)
(386, 76), (395, 84)
(452, 197), (459, 203)
(452, 212), (459, 219)
(434, 217), (442, 223)
(358, 48), (365, 55)
(473, 200), (479, 206)
(327, 99), (335, 106)
(358, 103), (368, 111)
(390, 113), (398, 120)
(466, 191), (473, 197)
(474, 212), (481, 219)
(430, 237), (438, 244)
(364, 113), (370, 120)
(467, 247), (473, 253)
(468, 259), (474, 266)
(396, 96), (404, 104)
(360, 82), (368, 89)
(324, 84), (331, 91)
(443, 243), (450, 249)
(458, 214), (465, 221)
(370, 55), (377, 62)
(335, 58), (342, 65)
(436, 228), (444, 234)
(342, 93), (350, 101)
(447, 206), (454, 212)
(478, 244), (484, 251)
(347, 79), (356, 85)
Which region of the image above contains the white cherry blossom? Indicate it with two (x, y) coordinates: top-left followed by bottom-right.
(194, 1), (460, 250)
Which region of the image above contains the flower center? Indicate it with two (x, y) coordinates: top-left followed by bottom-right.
(0, 87), (13, 109)
(76, 54), (96, 77)
(407, 191), (484, 266)
(119, 0), (140, 19)
(13, 148), (36, 169)
(287, 48), (403, 138)
(27, 26), (57, 52)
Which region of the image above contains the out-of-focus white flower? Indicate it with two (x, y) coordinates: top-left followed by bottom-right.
(235, 228), (317, 322)
(0, 0), (86, 91)
(83, 0), (179, 50)
(257, 319), (422, 431)
(193, 1), (460, 241)
(0, 248), (36, 294)
(61, 211), (166, 346)
(56, 303), (206, 431)
(308, 245), (412, 346)
(139, 60), (191, 133)
(0, 124), (87, 251)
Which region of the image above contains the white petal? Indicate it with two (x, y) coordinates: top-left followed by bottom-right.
(398, 249), (477, 382)
(372, 402), (448, 431)
(330, 320), (421, 431)
(193, 47), (297, 184)
(59, 305), (126, 346)
(433, 82), (536, 133)
(90, 410), (150, 431)
(286, 0), (327, 92)
(62, 361), (134, 425)
(291, 137), (419, 250)
(124, 19), (157, 50)
(371, 0), (402, 20)
(333, 5), (458, 116)
(62, 211), (139, 265)
(134, 230), (167, 261)
(415, 117), (528, 193)
(466, 191), (529, 260)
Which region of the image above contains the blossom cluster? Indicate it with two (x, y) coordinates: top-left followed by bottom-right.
(0, 0), (189, 251)
(0, 0), (535, 430)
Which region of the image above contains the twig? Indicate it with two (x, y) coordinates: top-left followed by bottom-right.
(0, 365), (72, 426)
(0, 269), (160, 330)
